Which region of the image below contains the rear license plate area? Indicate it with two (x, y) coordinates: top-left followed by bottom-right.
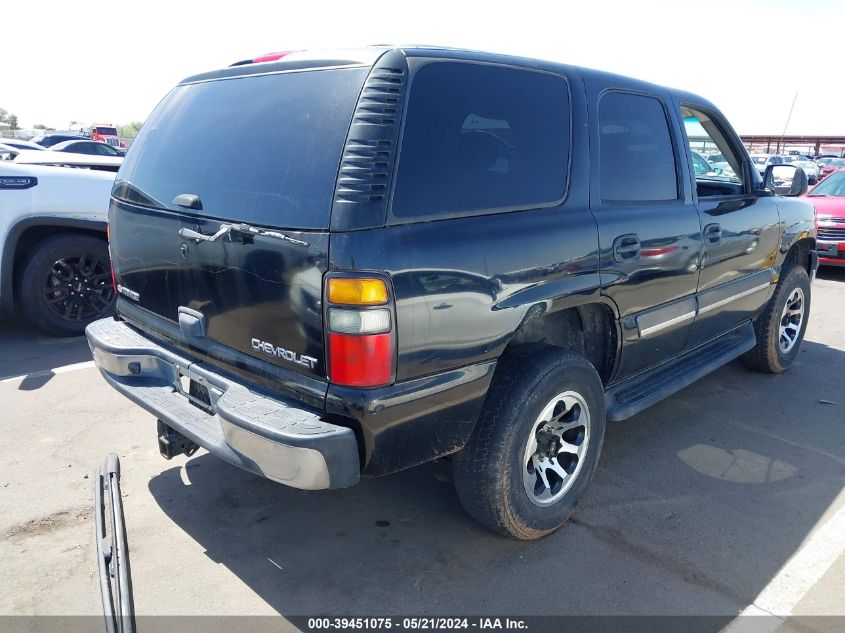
(178, 373), (213, 413)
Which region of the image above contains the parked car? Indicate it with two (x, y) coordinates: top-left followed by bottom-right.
(691, 150), (717, 175)
(691, 150), (735, 180)
(0, 161), (115, 335)
(86, 46), (817, 539)
(0, 139), (46, 152)
(51, 139), (126, 156)
(30, 133), (85, 148)
(750, 154), (784, 175)
(806, 168), (845, 267)
(819, 158), (845, 181)
(4, 148), (122, 172)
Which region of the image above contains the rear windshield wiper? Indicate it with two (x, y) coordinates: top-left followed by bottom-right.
(177, 222), (309, 247)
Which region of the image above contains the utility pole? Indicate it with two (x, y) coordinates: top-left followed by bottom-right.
(779, 91), (798, 154)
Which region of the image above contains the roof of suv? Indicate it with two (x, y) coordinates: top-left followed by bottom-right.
(179, 45), (716, 110)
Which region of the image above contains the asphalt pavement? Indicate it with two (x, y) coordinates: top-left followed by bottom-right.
(1, 268), (843, 632)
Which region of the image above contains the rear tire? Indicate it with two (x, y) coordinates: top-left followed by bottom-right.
(453, 346), (606, 540)
(18, 234), (115, 337)
(743, 264), (811, 374)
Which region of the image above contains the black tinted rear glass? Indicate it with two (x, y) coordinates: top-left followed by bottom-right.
(113, 67), (368, 229)
(392, 62), (570, 219)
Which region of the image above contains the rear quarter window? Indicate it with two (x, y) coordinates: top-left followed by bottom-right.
(391, 62), (571, 221)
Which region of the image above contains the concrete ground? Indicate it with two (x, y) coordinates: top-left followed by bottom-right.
(1, 269), (843, 632)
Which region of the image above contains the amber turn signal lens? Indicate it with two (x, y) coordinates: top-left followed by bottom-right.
(327, 278), (388, 305)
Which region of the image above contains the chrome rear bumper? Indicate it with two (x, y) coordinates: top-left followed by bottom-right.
(85, 318), (359, 490)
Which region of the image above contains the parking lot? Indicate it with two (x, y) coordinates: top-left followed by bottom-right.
(1, 269), (844, 629)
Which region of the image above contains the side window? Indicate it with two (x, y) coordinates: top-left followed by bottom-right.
(392, 62), (570, 219)
(681, 105), (746, 197)
(599, 92), (678, 202)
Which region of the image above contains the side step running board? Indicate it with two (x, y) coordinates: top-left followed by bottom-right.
(94, 454), (135, 633)
(605, 322), (756, 422)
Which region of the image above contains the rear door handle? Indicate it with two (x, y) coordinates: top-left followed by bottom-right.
(704, 223), (722, 244)
(613, 234), (640, 263)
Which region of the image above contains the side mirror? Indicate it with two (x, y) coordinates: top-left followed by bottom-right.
(763, 164), (808, 197)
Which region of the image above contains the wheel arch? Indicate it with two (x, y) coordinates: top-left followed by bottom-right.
(779, 236), (816, 278)
(1, 217), (107, 318)
(499, 294), (620, 385)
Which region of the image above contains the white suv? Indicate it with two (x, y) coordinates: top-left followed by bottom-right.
(0, 160), (115, 335)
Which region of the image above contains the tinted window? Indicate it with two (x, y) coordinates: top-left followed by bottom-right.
(114, 67), (368, 229)
(95, 127), (118, 135)
(599, 93), (678, 202)
(93, 143), (118, 156)
(392, 62), (570, 219)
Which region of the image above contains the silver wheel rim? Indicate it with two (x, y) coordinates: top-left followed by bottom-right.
(522, 391), (591, 507)
(779, 287), (805, 354)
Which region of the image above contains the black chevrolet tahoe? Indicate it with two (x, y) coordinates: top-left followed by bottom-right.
(86, 46), (818, 539)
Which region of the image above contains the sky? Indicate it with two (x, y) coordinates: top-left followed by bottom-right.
(3, 0), (843, 135)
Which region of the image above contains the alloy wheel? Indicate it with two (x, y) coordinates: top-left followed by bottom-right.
(778, 287), (804, 354)
(522, 391), (591, 507)
(43, 254), (114, 322)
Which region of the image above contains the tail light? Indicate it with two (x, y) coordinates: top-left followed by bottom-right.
(325, 276), (394, 388)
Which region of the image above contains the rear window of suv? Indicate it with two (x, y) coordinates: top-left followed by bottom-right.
(113, 67), (368, 229)
(391, 62), (570, 220)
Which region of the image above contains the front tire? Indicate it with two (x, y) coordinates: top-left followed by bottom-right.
(743, 264), (811, 374)
(453, 347), (606, 540)
(18, 234), (115, 337)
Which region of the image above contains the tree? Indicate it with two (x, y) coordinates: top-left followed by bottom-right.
(33, 124), (47, 130)
(118, 121), (144, 139)
(0, 108), (19, 130)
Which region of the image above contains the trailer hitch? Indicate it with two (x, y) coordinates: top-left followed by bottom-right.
(157, 419), (199, 460)
(94, 454), (135, 633)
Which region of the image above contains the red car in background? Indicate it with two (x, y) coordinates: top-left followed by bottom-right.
(806, 168), (845, 267)
(818, 158), (845, 181)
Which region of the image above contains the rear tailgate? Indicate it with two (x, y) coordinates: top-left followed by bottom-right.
(109, 201), (327, 376)
(108, 63), (370, 385)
